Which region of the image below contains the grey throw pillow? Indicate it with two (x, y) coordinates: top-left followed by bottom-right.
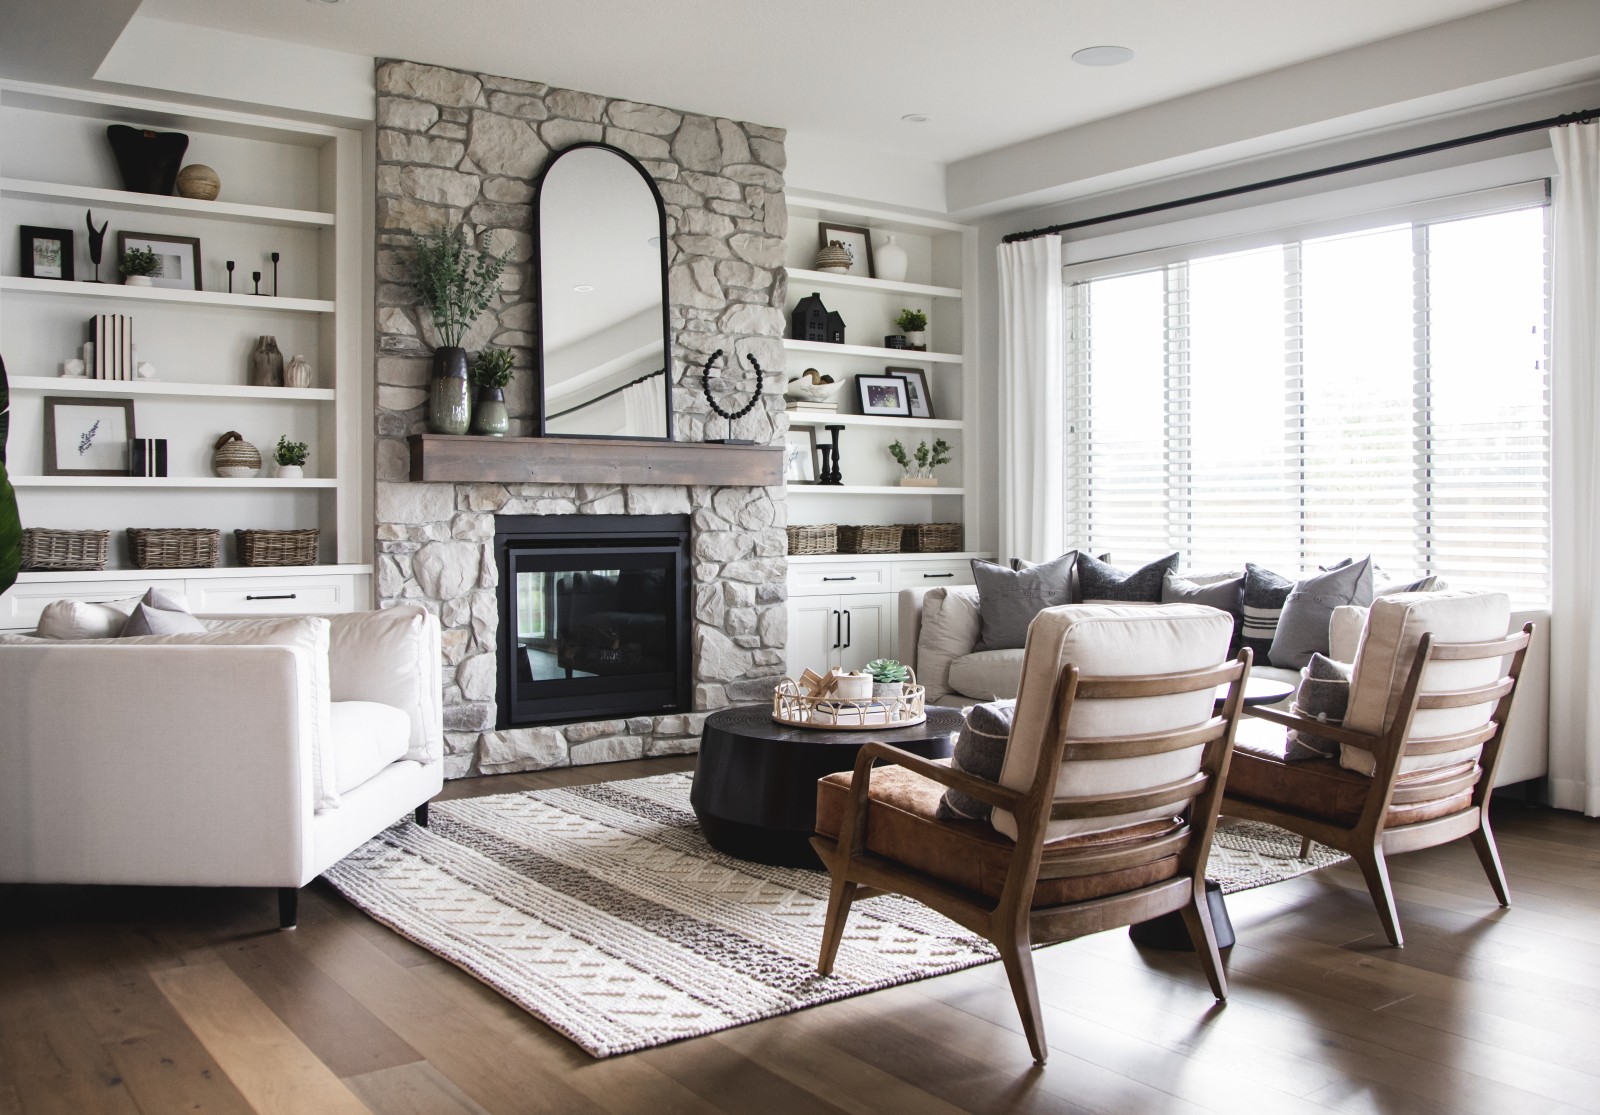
(120, 587), (205, 637)
(1269, 557), (1375, 669)
(1162, 571), (1244, 654)
(1286, 653), (1353, 760)
(1076, 552), (1178, 604)
(937, 700), (1015, 821)
(1377, 574), (1439, 595)
(970, 551), (1077, 651)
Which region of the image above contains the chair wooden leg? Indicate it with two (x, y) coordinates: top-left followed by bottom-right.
(1298, 836), (1313, 860)
(277, 886), (299, 930)
(1179, 889), (1229, 1000)
(997, 927), (1048, 1065)
(1470, 820), (1512, 907)
(1354, 847), (1404, 947)
(816, 873), (859, 977)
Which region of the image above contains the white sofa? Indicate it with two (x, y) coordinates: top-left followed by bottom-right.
(899, 585), (1551, 788)
(0, 605), (444, 926)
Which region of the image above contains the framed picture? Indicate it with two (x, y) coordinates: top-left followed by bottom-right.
(21, 225), (74, 281)
(116, 231), (202, 291)
(818, 222), (875, 279)
(887, 367), (935, 419)
(43, 396), (136, 477)
(783, 426), (817, 483)
(855, 373), (911, 417)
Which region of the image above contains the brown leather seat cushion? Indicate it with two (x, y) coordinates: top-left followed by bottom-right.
(1227, 719), (1478, 827)
(815, 762), (1184, 906)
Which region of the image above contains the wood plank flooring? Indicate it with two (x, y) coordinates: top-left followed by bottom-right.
(2, 756), (1597, 1115)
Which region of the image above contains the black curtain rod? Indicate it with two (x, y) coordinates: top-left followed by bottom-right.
(1003, 106), (1599, 244)
(546, 367), (664, 420)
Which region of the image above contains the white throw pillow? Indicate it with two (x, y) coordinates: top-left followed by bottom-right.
(36, 596), (141, 639)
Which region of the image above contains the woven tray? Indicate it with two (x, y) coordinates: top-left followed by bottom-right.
(20, 528), (110, 571)
(836, 524), (901, 554)
(235, 528), (318, 567)
(771, 677), (927, 730)
(901, 522), (962, 553)
(786, 523), (837, 556)
(127, 528), (220, 569)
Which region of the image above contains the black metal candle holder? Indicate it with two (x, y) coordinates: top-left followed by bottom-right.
(817, 424), (845, 485)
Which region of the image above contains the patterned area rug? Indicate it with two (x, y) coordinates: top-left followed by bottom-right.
(325, 773), (1345, 1057)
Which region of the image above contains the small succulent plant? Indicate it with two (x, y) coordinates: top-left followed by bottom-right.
(866, 658), (909, 684)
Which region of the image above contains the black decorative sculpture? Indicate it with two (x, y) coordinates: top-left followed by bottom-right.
(790, 292), (831, 342)
(84, 210), (108, 283)
(818, 424), (845, 485)
(700, 349), (764, 444)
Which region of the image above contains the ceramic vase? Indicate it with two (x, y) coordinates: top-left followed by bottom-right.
(283, 354), (313, 389)
(875, 234), (908, 282)
(276, 463), (304, 480)
(124, 274), (153, 287)
(872, 681), (904, 702)
(106, 124), (188, 195)
(903, 329), (927, 350)
(428, 346), (472, 435)
(472, 385), (510, 436)
(249, 336), (284, 387)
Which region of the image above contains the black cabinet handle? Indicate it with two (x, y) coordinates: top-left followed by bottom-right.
(923, 572), (955, 579)
(245, 593), (298, 601)
(843, 609), (852, 649)
(822, 575), (857, 582)
(832, 609), (841, 649)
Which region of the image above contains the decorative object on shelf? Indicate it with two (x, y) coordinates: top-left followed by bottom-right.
(699, 348), (765, 444)
(271, 251), (280, 296)
(901, 522), (962, 553)
(20, 225), (74, 281)
(896, 308), (929, 350)
(887, 366), (935, 418)
(62, 358), (86, 378)
(175, 163), (221, 201)
(283, 354), (313, 389)
(88, 314), (135, 380)
(826, 308), (846, 344)
(783, 426), (817, 482)
(235, 528), (318, 567)
(106, 125), (188, 195)
(410, 225), (508, 436)
(118, 245), (160, 286)
(85, 211), (108, 282)
(273, 434), (308, 479)
(889, 436), (951, 486)
(226, 259), (235, 293)
(129, 437), (168, 478)
(785, 523), (837, 555)
(875, 234), (909, 282)
(19, 527), (110, 572)
(818, 423), (845, 485)
(790, 291), (832, 342)
(135, 361), (157, 380)
(884, 335), (907, 349)
(818, 222), (875, 278)
(470, 346), (515, 437)
(0, 357), (18, 597)
(249, 335), (285, 387)
(116, 231), (201, 291)
(814, 239), (854, 273)
(866, 658), (910, 701)
(785, 368), (838, 407)
(43, 395), (134, 477)
(211, 431), (261, 478)
(252, 270), (262, 295)
(856, 373), (912, 417)
(837, 524), (901, 554)
(127, 527), (219, 570)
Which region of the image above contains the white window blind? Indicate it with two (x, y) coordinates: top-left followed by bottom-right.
(1063, 199), (1550, 605)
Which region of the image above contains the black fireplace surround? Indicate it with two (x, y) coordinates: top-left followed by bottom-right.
(495, 514), (692, 727)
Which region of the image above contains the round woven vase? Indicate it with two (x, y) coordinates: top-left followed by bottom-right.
(212, 431), (261, 478)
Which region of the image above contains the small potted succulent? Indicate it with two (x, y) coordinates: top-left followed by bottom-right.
(866, 658), (909, 701)
(119, 246), (163, 287)
(470, 346), (515, 437)
(273, 434), (308, 479)
(895, 308), (928, 350)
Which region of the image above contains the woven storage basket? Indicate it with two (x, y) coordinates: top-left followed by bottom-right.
(901, 522), (962, 553)
(786, 523), (837, 556)
(235, 528), (318, 567)
(20, 528), (110, 571)
(836, 524), (902, 554)
(127, 528), (220, 569)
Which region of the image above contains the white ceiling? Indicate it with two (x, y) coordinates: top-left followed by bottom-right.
(132, 0), (1528, 165)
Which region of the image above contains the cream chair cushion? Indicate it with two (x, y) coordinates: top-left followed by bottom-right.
(915, 586), (982, 701)
(994, 603), (1233, 841)
(948, 649), (1025, 702)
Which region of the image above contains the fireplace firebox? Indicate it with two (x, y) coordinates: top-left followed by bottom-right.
(494, 514), (691, 727)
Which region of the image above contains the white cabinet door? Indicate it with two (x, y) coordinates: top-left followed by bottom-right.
(786, 596), (842, 676)
(837, 593), (895, 674)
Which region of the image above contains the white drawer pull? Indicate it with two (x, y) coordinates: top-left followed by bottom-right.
(245, 593), (298, 601)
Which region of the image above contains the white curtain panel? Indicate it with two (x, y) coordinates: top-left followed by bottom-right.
(1549, 121), (1600, 817)
(996, 235), (1064, 564)
(621, 378), (665, 438)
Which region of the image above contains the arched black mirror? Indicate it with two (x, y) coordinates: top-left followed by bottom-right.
(533, 143), (672, 439)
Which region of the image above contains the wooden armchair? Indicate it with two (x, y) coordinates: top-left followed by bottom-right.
(1223, 591), (1532, 947)
(810, 604), (1250, 1065)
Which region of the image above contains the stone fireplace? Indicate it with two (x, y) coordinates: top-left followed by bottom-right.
(371, 60), (790, 778)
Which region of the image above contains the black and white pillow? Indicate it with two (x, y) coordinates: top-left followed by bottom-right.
(1076, 552), (1178, 604)
(969, 551), (1077, 651)
(937, 700), (1016, 821)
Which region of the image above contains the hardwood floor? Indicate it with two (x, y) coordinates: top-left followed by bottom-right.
(3, 757), (1597, 1115)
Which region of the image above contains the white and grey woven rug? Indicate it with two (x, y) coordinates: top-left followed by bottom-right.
(325, 773), (1344, 1057)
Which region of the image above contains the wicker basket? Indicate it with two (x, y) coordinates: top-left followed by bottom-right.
(786, 523), (837, 556)
(20, 528), (110, 571)
(235, 528), (318, 567)
(901, 522), (962, 553)
(127, 528), (220, 569)
(836, 524), (902, 554)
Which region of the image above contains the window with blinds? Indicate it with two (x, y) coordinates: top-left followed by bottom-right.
(1063, 200), (1550, 605)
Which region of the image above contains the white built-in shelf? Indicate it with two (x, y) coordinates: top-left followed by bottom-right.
(10, 375), (335, 402)
(787, 485), (966, 496)
(784, 339), (963, 364)
(18, 563), (373, 583)
(1, 178), (335, 229)
(784, 411), (963, 431)
(0, 276), (334, 314)
(13, 476), (337, 489)
(786, 267), (961, 300)
(788, 551), (989, 565)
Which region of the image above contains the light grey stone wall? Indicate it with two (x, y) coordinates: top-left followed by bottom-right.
(373, 59), (790, 778)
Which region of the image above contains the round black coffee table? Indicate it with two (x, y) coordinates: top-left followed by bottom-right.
(691, 704), (965, 869)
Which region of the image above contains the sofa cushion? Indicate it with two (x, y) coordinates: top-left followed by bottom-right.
(120, 587), (206, 637)
(1285, 653), (1352, 760)
(1162, 571), (1244, 653)
(970, 552), (1077, 651)
(330, 701), (412, 794)
(948, 649), (1024, 702)
(816, 763), (1184, 906)
(326, 605), (443, 763)
(36, 596), (140, 639)
(1269, 558), (1375, 670)
(914, 585), (982, 701)
(937, 700), (1015, 821)
(1077, 552), (1179, 604)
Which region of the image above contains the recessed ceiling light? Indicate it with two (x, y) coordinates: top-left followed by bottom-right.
(901, 113), (931, 124)
(572, 284), (595, 293)
(1072, 45), (1134, 67)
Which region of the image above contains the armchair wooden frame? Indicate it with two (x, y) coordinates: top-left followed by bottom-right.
(1223, 623), (1533, 948)
(811, 651), (1253, 1065)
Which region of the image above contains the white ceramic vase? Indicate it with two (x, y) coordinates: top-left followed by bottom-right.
(276, 463), (304, 480)
(124, 275), (153, 287)
(875, 234), (908, 282)
(903, 329), (927, 349)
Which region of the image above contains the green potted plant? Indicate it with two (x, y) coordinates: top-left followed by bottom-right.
(866, 658), (909, 701)
(470, 346), (516, 437)
(895, 308), (928, 350)
(273, 434), (308, 480)
(409, 226), (508, 436)
(119, 246), (163, 287)
(890, 437), (950, 486)
(0, 356), (21, 598)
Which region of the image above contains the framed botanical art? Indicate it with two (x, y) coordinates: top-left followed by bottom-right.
(783, 426), (817, 483)
(44, 396), (136, 476)
(21, 225), (75, 281)
(855, 373), (911, 417)
(886, 367), (934, 419)
(117, 231), (202, 291)
(817, 222), (875, 279)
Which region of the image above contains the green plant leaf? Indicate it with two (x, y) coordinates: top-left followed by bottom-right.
(0, 355), (21, 597)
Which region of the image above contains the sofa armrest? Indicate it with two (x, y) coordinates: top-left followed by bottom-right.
(326, 606), (444, 764)
(0, 644), (318, 888)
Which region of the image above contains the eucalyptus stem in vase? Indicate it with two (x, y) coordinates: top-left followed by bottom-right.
(410, 226), (508, 435)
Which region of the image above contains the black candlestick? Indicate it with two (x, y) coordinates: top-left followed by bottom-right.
(252, 270), (262, 296)
(819, 424), (845, 485)
(271, 252), (280, 296)
(226, 260), (235, 293)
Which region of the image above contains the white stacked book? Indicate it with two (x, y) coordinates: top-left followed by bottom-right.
(786, 400), (838, 413)
(90, 314), (134, 380)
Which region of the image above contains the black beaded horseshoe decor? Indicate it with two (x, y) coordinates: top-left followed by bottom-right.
(700, 349), (765, 422)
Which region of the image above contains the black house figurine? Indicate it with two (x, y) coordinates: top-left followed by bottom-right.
(791, 291), (832, 342)
(825, 310), (846, 345)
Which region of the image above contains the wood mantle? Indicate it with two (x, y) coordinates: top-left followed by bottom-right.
(408, 434), (784, 487)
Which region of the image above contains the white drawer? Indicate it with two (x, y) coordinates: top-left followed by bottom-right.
(893, 559), (976, 590)
(1, 577), (186, 630)
(189, 575), (354, 615)
(788, 560), (892, 597)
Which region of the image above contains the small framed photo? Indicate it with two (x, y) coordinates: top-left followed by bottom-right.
(116, 231), (202, 291)
(43, 396), (136, 476)
(855, 373), (911, 417)
(784, 426), (817, 483)
(887, 367), (934, 419)
(21, 225), (75, 281)
(818, 222), (875, 279)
